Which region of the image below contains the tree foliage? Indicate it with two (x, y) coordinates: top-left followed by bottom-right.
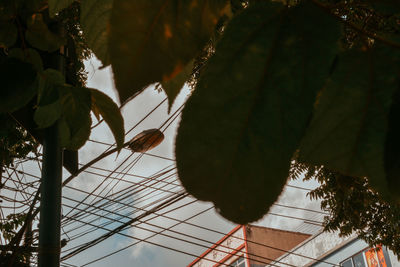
(0, 1), (122, 264)
(1, 0), (400, 259)
(0, 115), (38, 174)
(0, 0), (124, 153)
(290, 162), (400, 257)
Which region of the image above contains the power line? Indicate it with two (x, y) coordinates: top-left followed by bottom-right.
(62, 166), (180, 229)
(59, 194), (298, 267)
(59, 199), (311, 267)
(62, 100), (184, 223)
(0, 171), (338, 266)
(57, 184), (332, 266)
(61, 192), (188, 260)
(4, 168), (326, 238)
(0, 101), (338, 267)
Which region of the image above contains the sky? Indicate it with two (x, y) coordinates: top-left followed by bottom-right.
(0, 56), (323, 267)
(60, 57), (238, 267)
(54, 56), (323, 267)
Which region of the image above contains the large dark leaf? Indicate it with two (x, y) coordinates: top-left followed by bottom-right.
(34, 100), (62, 129)
(0, 58), (38, 113)
(385, 87), (400, 199)
(0, 1), (44, 20)
(90, 88), (124, 150)
(8, 48), (44, 72)
(109, 0), (229, 104)
(59, 86), (92, 150)
(25, 13), (65, 52)
(0, 21), (17, 47)
(81, 0), (112, 66)
(161, 60), (193, 112)
(37, 68), (65, 105)
(48, 0), (74, 17)
(33, 69), (65, 128)
(299, 45), (400, 195)
(176, 1), (341, 224)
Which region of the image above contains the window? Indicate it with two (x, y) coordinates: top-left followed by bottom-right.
(229, 256), (246, 267)
(352, 252), (366, 267)
(342, 259), (353, 267)
(340, 246), (392, 267)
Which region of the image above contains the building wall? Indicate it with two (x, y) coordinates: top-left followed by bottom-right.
(269, 230), (400, 267)
(388, 251), (400, 267)
(268, 230), (357, 266)
(188, 225), (246, 267)
(245, 225), (310, 267)
(310, 239), (400, 267)
(188, 225), (400, 267)
(188, 225), (311, 267)
(309, 238), (373, 267)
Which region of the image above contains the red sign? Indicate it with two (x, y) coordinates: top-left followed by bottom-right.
(376, 245), (388, 267)
(365, 248), (379, 267)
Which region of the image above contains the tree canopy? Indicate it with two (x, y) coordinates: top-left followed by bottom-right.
(290, 162), (400, 258)
(1, 0), (400, 260)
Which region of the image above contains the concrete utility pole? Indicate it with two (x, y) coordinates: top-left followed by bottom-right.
(38, 41), (65, 267)
(38, 124), (62, 267)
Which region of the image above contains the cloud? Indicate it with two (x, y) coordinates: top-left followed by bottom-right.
(0, 56), (326, 267)
(58, 57), (325, 267)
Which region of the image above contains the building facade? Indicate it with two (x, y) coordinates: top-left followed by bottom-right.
(189, 225), (400, 267)
(187, 225), (310, 267)
(270, 230), (399, 267)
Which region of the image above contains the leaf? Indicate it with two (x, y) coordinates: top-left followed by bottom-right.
(109, 0), (229, 104)
(0, 3), (15, 20)
(59, 116), (92, 150)
(175, 1), (341, 224)
(90, 88), (125, 150)
(58, 117), (71, 147)
(59, 86), (92, 150)
(67, 115), (92, 150)
(25, 13), (65, 52)
(0, 21), (17, 47)
(8, 48), (44, 71)
(34, 100), (62, 128)
(37, 68), (65, 105)
(91, 103), (101, 121)
(384, 87), (400, 199)
(63, 149), (79, 175)
(161, 60), (193, 113)
(48, 0), (74, 17)
(0, 1), (44, 20)
(299, 45), (400, 195)
(81, 0), (112, 66)
(0, 58), (38, 113)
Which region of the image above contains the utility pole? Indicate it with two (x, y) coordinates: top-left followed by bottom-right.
(38, 40), (65, 266)
(38, 124), (63, 267)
